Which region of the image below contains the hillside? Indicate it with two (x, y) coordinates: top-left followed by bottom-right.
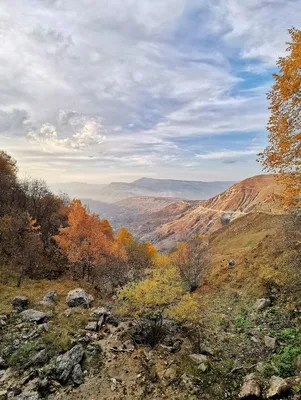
(131, 174), (283, 250)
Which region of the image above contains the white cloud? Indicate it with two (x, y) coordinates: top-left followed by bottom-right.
(0, 0), (299, 182)
(27, 119), (106, 151)
(196, 148), (260, 160)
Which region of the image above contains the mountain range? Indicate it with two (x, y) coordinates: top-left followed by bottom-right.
(56, 174), (283, 251)
(51, 177), (235, 203)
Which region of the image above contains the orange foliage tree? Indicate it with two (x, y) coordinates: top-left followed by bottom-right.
(54, 199), (115, 282)
(259, 28), (301, 207)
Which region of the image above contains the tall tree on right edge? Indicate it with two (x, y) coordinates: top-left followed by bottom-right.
(260, 28), (301, 207)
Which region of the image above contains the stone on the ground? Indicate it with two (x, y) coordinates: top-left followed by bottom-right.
(55, 344), (85, 384)
(14, 394), (41, 400)
(0, 315), (7, 325)
(264, 335), (276, 350)
(90, 307), (109, 321)
(239, 373), (261, 398)
(266, 376), (290, 398)
(228, 259), (236, 266)
(66, 288), (93, 308)
(253, 298), (271, 312)
(12, 296), (28, 312)
(31, 349), (48, 367)
(189, 354), (209, 372)
(85, 321), (98, 331)
(71, 364), (84, 386)
(43, 290), (57, 302)
(189, 354), (208, 364)
(20, 310), (48, 324)
(164, 366), (177, 382)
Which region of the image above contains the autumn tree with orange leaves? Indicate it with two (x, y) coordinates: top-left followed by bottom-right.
(54, 199), (115, 283)
(260, 28), (301, 207)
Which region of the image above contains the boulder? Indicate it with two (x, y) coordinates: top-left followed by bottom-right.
(266, 376), (290, 398)
(12, 296), (28, 312)
(264, 335), (276, 350)
(20, 310), (48, 324)
(239, 373), (261, 398)
(66, 288), (93, 308)
(55, 344), (85, 384)
(253, 298), (271, 312)
(71, 364), (84, 386)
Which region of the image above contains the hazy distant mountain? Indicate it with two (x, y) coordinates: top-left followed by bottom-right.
(50, 182), (106, 200)
(52, 178), (235, 203)
(132, 177), (235, 200)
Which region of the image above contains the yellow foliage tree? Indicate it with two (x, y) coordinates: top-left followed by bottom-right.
(118, 266), (198, 346)
(259, 28), (301, 207)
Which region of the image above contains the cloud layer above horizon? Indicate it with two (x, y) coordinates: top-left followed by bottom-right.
(0, 0), (300, 183)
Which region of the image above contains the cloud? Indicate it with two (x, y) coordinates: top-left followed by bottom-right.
(0, 0), (299, 183)
(27, 118), (106, 151)
(196, 148), (259, 160)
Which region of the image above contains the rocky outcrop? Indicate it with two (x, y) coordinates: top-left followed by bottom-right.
(55, 344), (85, 385)
(66, 288), (93, 308)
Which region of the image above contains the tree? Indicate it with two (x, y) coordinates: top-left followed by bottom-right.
(54, 199), (113, 282)
(171, 236), (210, 292)
(0, 212), (44, 286)
(118, 266), (190, 347)
(0, 151), (20, 215)
(259, 28), (301, 207)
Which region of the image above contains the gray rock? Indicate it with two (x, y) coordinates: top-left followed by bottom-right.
(0, 358), (7, 370)
(228, 259), (236, 266)
(20, 309), (48, 324)
(43, 290), (57, 302)
(253, 298), (271, 312)
(66, 288), (93, 308)
(266, 376), (290, 398)
(12, 296), (28, 312)
(14, 394), (41, 400)
(55, 344), (84, 383)
(90, 307), (109, 321)
(85, 321), (98, 331)
(239, 373), (261, 398)
(189, 354), (208, 364)
(31, 349), (48, 367)
(189, 354), (209, 372)
(71, 364), (83, 386)
(264, 335), (276, 350)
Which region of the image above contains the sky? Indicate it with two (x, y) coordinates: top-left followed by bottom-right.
(0, 0), (300, 184)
